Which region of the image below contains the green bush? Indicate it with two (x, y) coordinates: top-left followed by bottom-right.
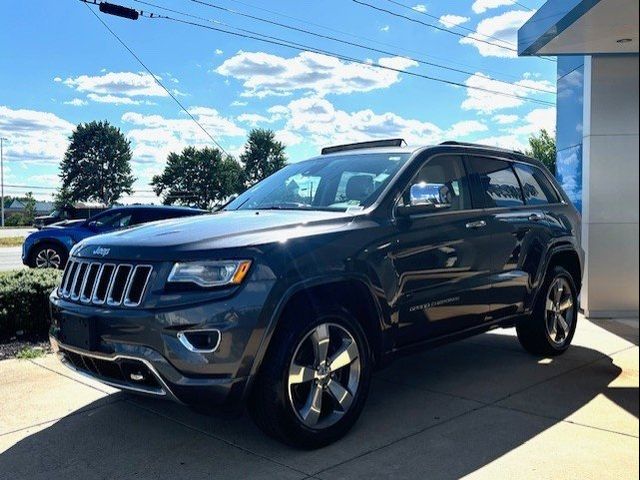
(0, 269), (62, 339)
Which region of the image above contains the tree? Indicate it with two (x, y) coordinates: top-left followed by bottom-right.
(525, 129), (556, 175)
(23, 192), (37, 225)
(60, 120), (136, 205)
(240, 129), (287, 185)
(53, 186), (74, 211)
(151, 146), (244, 209)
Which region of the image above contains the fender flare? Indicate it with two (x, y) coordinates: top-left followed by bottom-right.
(26, 237), (70, 264)
(242, 273), (387, 398)
(526, 239), (583, 312)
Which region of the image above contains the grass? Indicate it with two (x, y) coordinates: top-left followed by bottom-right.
(0, 236), (24, 248)
(15, 346), (46, 360)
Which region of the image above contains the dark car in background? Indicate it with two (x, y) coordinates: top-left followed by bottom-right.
(49, 140), (583, 448)
(33, 204), (108, 229)
(24, 205), (206, 269)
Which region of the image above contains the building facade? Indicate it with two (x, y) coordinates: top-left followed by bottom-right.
(519, 0), (639, 318)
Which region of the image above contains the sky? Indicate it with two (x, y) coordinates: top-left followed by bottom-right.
(0, 0), (556, 204)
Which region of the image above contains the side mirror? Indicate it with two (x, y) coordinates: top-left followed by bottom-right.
(86, 220), (98, 230)
(396, 182), (451, 218)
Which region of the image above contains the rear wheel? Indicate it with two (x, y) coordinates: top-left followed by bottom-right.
(249, 305), (372, 448)
(517, 265), (578, 356)
(30, 243), (67, 269)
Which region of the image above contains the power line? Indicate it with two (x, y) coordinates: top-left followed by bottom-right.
(382, 0), (516, 47)
(96, 1), (554, 106)
(199, 0), (532, 82)
(161, 0), (553, 95)
(80, 0), (231, 157)
(352, 0), (521, 54)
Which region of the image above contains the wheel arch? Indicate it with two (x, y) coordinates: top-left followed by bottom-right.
(245, 275), (389, 398)
(27, 237), (69, 265)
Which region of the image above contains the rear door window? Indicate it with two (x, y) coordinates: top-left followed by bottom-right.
(514, 164), (561, 205)
(467, 157), (524, 208)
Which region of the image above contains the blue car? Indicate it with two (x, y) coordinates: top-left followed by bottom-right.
(23, 205), (206, 269)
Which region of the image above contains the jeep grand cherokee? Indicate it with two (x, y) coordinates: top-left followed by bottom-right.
(49, 139), (583, 448)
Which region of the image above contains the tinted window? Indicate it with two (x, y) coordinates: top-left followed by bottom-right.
(514, 164), (560, 205)
(401, 156), (471, 211)
(468, 157), (524, 208)
(226, 153), (411, 212)
(93, 211), (133, 229)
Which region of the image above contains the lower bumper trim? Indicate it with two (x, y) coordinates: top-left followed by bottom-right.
(52, 338), (183, 403)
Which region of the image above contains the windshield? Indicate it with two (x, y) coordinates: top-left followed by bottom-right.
(226, 152), (411, 212)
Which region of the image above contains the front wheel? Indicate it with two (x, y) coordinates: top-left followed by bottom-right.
(249, 306), (372, 448)
(30, 243), (67, 269)
(517, 265), (578, 356)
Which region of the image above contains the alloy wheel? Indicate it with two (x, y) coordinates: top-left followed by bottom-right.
(35, 248), (61, 269)
(545, 277), (575, 346)
(287, 322), (361, 429)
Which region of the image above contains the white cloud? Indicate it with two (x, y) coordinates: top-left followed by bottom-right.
(471, 0), (515, 14)
(439, 15), (471, 28)
(121, 108), (245, 165)
(447, 120), (488, 138)
(63, 98), (88, 107)
(412, 4), (427, 13)
(53, 77), (62, 83)
(230, 100), (248, 107)
(473, 134), (526, 151)
(492, 114), (519, 124)
(380, 25), (390, 32)
(215, 51), (417, 98)
(87, 93), (141, 105)
(0, 106), (74, 163)
(237, 113), (272, 126)
(461, 72), (553, 114)
(215, 49), (224, 55)
(460, 10), (533, 58)
(511, 108), (556, 135)
(63, 71), (167, 98)
(272, 97), (444, 147)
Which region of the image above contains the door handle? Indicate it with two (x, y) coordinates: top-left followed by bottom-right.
(528, 212), (545, 222)
(466, 220), (487, 229)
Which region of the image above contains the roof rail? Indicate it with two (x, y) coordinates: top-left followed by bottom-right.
(439, 141), (522, 154)
(321, 138), (406, 155)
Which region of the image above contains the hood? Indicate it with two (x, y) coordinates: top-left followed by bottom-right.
(74, 209), (358, 261)
(43, 219), (85, 229)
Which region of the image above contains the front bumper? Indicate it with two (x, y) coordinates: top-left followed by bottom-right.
(48, 285), (273, 408)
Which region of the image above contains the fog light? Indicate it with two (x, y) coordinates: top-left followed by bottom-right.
(178, 329), (221, 353)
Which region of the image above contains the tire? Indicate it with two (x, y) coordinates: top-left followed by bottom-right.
(517, 265), (578, 356)
(29, 242), (68, 270)
(249, 304), (372, 448)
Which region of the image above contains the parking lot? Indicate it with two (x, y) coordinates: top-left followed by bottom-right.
(0, 315), (637, 480)
(0, 228), (31, 271)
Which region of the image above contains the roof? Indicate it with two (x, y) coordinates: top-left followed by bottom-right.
(518, 0), (639, 56)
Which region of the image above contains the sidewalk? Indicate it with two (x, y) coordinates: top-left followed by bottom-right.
(0, 315), (637, 480)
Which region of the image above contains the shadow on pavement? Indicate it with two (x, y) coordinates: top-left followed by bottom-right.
(0, 334), (637, 480)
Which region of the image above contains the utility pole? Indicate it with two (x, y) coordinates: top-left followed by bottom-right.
(0, 137), (6, 228)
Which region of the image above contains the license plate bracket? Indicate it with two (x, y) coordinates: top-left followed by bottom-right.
(59, 315), (96, 350)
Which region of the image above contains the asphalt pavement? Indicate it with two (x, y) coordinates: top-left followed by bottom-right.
(0, 247), (24, 271)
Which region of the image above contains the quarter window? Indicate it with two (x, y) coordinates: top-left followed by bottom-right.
(514, 164), (560, 205)
(468, 157), (524, 208)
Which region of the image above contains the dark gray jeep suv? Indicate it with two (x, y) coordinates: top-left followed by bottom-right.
(49, 140), (583, 448)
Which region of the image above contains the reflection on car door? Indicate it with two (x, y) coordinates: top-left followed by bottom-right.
(391, 154), (495, 346)
(466, 156), (551, 319)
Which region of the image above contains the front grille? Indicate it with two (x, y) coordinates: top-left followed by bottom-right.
(59, 259), (152, 307)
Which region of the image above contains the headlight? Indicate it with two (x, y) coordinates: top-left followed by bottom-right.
(167, 260), (252, 288)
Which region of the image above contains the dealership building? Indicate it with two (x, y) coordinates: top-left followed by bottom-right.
(519, 0), (639, 319)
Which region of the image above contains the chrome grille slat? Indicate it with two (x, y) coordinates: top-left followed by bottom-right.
(57, 259), (152, 308)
